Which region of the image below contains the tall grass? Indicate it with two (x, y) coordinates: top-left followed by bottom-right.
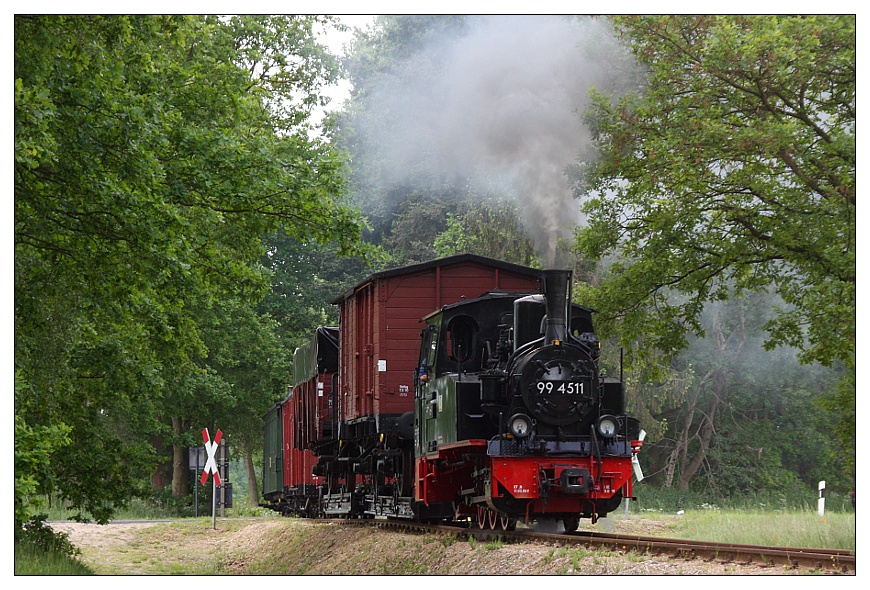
(44, 496), (173, 522)
(629, 483), (855, 513)
(662, 509), (856, 550)
(620, 483), (856, 550)
(14, 543), (94, 575)
(15, 519), (95, 575)
(43, 493), (274, 522)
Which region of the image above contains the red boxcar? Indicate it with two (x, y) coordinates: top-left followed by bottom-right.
(292, 327), (340, 450)
(281, 391), (319, 497)
(332, 254), (541, 429)
(274, 328), (340, 515)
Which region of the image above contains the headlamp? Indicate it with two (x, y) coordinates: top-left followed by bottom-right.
(596, 415), (619, 438)
(509, 413), (533, 438)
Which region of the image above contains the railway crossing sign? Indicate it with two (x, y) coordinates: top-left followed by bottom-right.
(201, 428), (222, 486)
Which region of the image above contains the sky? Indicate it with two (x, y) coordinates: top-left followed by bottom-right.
(313, 15), (376, 125)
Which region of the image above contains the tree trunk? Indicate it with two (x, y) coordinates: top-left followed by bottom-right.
(673, 307), (746, 492)
(666, 373), (702, 489)
(244, 448), (260, 508)
(171, 417), (187, 498)
(150, 434), (168, 490)
(678, 388), (719, 491)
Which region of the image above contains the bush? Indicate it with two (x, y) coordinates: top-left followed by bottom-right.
(14, 411), (72, 527)
(16, 516), (80, 559)
(14, 516), (94, 575)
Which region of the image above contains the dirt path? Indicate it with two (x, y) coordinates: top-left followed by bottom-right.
(52, 521), (162, 550)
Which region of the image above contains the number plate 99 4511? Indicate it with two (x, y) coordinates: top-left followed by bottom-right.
(535, 381), (584, 395)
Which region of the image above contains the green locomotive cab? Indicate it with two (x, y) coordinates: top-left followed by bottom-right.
(414, 294), (518, 457)
(414, 291), (608, 458)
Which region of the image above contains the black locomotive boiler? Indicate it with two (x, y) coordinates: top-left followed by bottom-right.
(262, 254), (642, 532)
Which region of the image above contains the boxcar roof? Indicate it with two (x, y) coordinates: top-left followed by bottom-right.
(331, 253), (543, 304)
(292, 326), (339, 387)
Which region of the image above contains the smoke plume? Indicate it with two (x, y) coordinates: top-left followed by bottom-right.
(350, 16), (633, 264)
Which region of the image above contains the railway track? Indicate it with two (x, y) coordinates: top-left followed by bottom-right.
(337, 518), (855, 574)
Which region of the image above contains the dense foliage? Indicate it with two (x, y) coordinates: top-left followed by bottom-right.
(15, 15), (370, 525)
(573, 15), (855, 480)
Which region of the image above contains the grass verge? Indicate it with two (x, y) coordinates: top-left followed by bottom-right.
(658, 508), (856, 550)
(14, 542), (94, 575)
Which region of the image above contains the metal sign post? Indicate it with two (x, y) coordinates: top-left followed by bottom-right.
(201, 428), (223, 529)
(217, 439), (229, 518)
(211, 474), (216, 529)
(188, 446), (206, 517)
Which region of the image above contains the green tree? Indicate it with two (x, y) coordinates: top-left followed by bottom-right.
(14, 390), (72, 527)
(433, 198), (540, 267)
(573, 16), (855, 467)
(260, 231), (372, 343)
(660, 297), (751, 492)
(193, 297), (292, 508)
(631, 291), (848, 495)
(15, 15), (369, 524)
(381, 198), (453, 266)
(335, 15), (509, 268)
(704, 359), (847, 497)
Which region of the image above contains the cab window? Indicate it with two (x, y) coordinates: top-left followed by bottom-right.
(446, 315), (477, 367)
(418, 323), (439, 375)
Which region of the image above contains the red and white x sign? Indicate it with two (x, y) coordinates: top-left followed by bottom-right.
(200, 428), (222, 486)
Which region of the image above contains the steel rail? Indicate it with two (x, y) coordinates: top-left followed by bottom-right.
(552, 529), (855, 573)
(332, 518), (855, 574)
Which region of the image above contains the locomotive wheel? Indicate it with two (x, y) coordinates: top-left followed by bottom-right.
(563, 516), (580, 533)
(488, 509), (499, 530)
(499, 513), (516, 531)
(476, 505), (488, 529)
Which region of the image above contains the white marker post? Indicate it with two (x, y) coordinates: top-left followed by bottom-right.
(632, 430), (646, 482)
(201, 428), (223, 529)
(818, 480), (826, 516)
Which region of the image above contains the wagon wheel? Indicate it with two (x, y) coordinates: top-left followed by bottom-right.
(454, 502), (469, 526)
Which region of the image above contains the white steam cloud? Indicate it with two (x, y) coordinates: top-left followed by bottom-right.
(351, 16), (632, 264)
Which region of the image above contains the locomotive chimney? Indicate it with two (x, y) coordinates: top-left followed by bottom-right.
(542, 269), (571, 345)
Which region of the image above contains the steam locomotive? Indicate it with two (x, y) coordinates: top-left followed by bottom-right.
(262, 254), (642, 531)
